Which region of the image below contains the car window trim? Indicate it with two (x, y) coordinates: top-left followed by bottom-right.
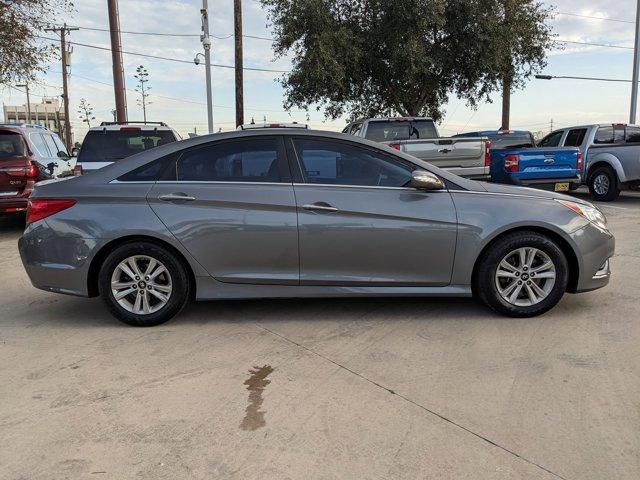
(287, 135), (418, 187)
(165, 135), (291, 184)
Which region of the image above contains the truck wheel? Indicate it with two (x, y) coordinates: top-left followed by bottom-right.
(98, 242), (191, 327)
(588, 166), (620, 201)
(474, 231), (568, 318)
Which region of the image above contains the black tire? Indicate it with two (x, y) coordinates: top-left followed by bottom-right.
(98, 242), (190, 327)
(473, 231), (569, 318)
(588, 166), (620, 201)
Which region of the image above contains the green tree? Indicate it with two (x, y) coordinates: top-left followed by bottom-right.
(494, 0), (554, 129)
(261, 0), (553, 124)
(0, 0), (74, 86)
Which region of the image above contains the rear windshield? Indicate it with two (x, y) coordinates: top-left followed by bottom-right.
(78, 129), (177, 163)
(486, 133), (534, 149)
(0, 133), (26, 159)
(364, 120), (438, 142)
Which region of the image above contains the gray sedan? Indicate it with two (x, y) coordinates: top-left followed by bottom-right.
(19, 129), (614, 326)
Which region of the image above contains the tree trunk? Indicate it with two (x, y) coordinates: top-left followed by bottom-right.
(501, 72), (511, 130)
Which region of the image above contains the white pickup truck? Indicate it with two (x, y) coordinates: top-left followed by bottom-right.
(343, 117), (490, 180)
(539, 123), (640, 201)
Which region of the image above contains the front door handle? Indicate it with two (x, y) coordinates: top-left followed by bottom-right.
(302, 202), (339, 213)
(158, 193), (196, 202)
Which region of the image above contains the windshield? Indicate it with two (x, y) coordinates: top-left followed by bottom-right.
(487, 133), (534, 149)
(0, 133), (26, 159)
(78, 130), (177, 163)
(365, 120), (438, 142)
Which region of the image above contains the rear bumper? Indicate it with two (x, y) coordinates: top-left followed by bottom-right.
(508, 176), (581, 190)
(0, 197), (28, 214)
(444, 165), (490, 180)
(568, 223), (615, 293)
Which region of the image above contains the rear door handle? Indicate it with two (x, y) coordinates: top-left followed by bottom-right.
(158, 193), (196, 202)
(302, 202), (339, 213)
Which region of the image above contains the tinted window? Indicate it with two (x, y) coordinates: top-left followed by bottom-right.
(0, 133), (26, 158)
(564, 129), (587, 147)
(364, 119), (438, 142)
(118, 154), (176, 182)
(594, 126), (614, 144)
(538, 130), (563, 147)
(175, 138), (282, 182)
(486, 133), (534, 149)
(614, 125), (625, 143)
(29, 133), (51, 156)
(626, 126), (640, 143)
(78, 129), (177, 163)
(350, 123), (363, 136)
(293, 138), (413, 187)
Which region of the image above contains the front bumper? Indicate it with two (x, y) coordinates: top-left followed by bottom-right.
(568, 222), (615, 293)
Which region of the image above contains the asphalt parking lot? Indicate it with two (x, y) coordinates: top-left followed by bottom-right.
(1, 189), (639, 480)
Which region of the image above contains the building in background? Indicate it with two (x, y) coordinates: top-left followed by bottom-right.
(2, 98), (70, 144)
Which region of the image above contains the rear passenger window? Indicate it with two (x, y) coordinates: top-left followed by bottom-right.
(626, 126), (640, 143)
(594, 126), (614, 144)
(175, 137), (283, 183)
(564, 129), (587, 147)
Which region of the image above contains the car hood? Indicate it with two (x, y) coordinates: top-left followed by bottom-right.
(479, 182), (592, 205)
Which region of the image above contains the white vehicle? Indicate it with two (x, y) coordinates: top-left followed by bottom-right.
(343, 117), (490, 180)
(75, 122), (181, 174)
(539, 123), (640, 201)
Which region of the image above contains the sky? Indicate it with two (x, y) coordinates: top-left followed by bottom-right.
(1, 0), (638, 141)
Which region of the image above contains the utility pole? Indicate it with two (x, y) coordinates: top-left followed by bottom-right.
(631, 0), (640, 124)
(200, 1), (214, 133)
(550, 118), (554, 133)
(45, 24), (78, 151)
(107, 0), (128, 123)
(234, 0), (244, 127)
(16, 83), (31, 124)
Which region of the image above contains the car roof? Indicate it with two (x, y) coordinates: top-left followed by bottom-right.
(455, 130), (530, 136)
(0, 123), (53, 133)
(88, 122), (174, 131)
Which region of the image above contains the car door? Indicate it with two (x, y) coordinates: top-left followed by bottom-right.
(147, 135), (299, 285)
(288, 136), (458, 286)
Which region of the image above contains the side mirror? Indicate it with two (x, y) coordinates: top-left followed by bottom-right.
(71, 148), (79, 157)
(409, 170), (445, 190)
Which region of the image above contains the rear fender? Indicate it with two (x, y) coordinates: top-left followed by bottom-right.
(586, 152), (626, 183)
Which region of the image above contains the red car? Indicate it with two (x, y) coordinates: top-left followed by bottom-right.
(0, 124), (75, 216)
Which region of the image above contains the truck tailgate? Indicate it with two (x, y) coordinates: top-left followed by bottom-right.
(491, 147), (580, 184)
(396, 137), (485, 168)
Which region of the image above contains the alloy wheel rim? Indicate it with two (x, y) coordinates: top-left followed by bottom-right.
(593, 173), (610, 196)
(495, 247), (556, 307)
(111, 255), (172, 315)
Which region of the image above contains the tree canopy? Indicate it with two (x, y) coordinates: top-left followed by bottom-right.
(0, 0), (74, 86)
(261, 0), (554, 122)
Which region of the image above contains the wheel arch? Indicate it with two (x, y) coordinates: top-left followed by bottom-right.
(87, 235), (197, 298)
(587, 153), (625, 184)
(471, 226), (580, 294)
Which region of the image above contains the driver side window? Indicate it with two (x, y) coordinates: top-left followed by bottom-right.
(292, 138), (413, 187)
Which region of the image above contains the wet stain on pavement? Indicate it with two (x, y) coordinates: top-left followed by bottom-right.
(240, 365), (274, 431)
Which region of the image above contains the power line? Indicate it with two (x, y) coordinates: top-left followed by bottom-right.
(556, 39), (633, 50)
(34, 35), (289, 73)
(556, 12), (634, 24)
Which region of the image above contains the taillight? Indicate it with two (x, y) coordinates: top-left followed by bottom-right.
(484, 140), (492, 166)
(576, 151), (583, 171)
(26, 199), (76, 225)
(389, 143), (401, 150)
(504, 154), (520, 173)
(3, 162), (38, 178)
(73, 164), (83, 176)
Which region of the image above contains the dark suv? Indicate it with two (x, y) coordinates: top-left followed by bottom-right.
(0, 123), (75, 216)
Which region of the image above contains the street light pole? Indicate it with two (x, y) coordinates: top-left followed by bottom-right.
(16, 83), (31, 124)
(201, 0), (214, 134)
(631, 0), (640, 124)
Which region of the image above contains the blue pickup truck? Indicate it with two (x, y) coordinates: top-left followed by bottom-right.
(453, 130), (582, 192)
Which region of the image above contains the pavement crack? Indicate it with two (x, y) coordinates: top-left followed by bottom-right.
(256, 324), (568, 480)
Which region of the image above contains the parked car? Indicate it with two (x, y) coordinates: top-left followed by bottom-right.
(538, 123), (640, 201)
(344, 117), (491, 180)
(0, 123), (74, 216)
(456, 130), (582, 192)
(20, 129), (614, 326)
(75, 122), (180, 175)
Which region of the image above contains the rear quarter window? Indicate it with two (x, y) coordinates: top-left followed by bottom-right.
(564, 129), (587, 147)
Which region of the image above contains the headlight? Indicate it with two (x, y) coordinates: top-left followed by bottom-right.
(555, 199), (608, 231)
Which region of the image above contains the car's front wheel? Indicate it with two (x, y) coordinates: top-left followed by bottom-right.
(588, 165), (620, 201)
(474, 232), (568, 317)
(99, 242), (190, 326)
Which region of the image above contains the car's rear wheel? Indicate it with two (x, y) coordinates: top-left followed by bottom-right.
(99, 242), (190, 326)
(588, 165), (620, 201)
(474, 232), (569, 317)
